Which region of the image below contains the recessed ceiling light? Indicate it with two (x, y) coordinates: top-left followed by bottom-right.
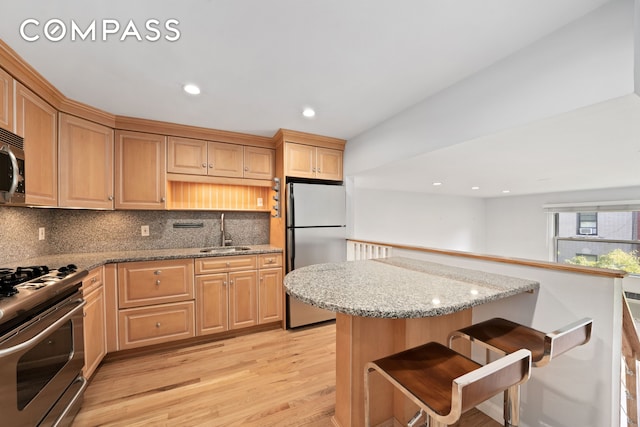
(471, 186), (480, 190)
(183, 84), (201, 95)
(302, 107), (316, 118)
(432, 182), (442, 186)
(502, 190), (511, 194)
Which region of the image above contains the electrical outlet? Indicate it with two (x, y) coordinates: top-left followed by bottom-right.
(257, 197), (263, 207)
(38, 227), (45, 241)
(141, 225), (149, 236)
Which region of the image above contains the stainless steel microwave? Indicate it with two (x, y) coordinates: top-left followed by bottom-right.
(0, 128), (25, 204)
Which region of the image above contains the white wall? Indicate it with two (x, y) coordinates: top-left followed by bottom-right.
(484, 186), (640, 260)
(345, 0), (635, 257)
(351, 187), (486, 252)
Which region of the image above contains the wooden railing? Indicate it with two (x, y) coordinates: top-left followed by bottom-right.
(622, 295), (640, 427)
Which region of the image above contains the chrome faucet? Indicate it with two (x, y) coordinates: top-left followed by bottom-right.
(220, 213), (226, 246)
(220, 213), (232, 246)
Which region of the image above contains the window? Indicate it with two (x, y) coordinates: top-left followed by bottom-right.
(555, 211), (640, 274)
(577, 212), (597, 235)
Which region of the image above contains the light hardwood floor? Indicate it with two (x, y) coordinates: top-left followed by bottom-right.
(73, 323), (500, 427)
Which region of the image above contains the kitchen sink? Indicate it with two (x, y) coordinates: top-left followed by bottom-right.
(199, 246), (251, 253)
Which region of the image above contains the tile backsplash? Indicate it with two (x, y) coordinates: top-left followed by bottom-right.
(0, 206), (270, 264)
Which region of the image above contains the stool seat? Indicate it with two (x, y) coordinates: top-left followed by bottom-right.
(449, 317), (592, 367)
(365, 342), (531, 426)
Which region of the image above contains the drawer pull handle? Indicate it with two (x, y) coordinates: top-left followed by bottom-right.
(154, 270), (162, 275)
(156, 280), (161, 285)
(156, 322), (161, 328)
(266, 258), (274, 264)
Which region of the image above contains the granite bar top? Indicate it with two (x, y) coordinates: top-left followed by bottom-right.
(11, 245), (282, 272)
(283, 257), (539, 318)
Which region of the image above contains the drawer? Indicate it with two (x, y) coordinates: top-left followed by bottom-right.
(258, 253), (282, 269)
(118, 301), (195, 350)
(82, 266), (104, 294)
(118, 259), (194, 308)
(195, 255), (257, 274)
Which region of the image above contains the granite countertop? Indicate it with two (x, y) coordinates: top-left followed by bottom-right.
(13, 245), (282, 272)
(283, 256), (539, 319)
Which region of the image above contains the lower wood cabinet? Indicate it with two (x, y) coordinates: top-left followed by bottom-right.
(118, 301), (195, 350)
(112, 253), (283, 350)
(195, 273), (228, 335)
(82, 267), (106, 379)
(116, 259), (195, 350)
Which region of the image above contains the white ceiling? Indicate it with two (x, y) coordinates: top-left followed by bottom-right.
(355, 94), (640, 197)
(0, 0), (634, 198)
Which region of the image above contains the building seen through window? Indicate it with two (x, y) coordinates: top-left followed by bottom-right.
(556, 211), (640, 274)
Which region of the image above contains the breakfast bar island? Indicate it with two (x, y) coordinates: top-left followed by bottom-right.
(284, 257), (539, 427)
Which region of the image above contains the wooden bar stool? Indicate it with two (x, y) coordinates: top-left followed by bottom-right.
(364, 342), (531, 427)
(448, 317), (592, 427)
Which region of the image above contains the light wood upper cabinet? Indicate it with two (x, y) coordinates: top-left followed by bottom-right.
(315, 147), (343, 181)
(285, 142), (343, 181)
(167, 136), (207, 175)
(168, 137), (274, 181)
(15, 82), (58, 206)
(244, 146), (275, 180)
(208, 141), (243, 177)
(0, 68), (12, 131)
(59, 113), (114, 209)
(115, 130), (166, 209)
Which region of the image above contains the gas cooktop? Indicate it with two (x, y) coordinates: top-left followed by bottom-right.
(0, 264), (88, 330)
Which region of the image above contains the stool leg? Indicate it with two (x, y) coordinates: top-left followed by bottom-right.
(503, 384), (520, 427)
(364, 367), (372, 427)
(426, 414), (446, 427)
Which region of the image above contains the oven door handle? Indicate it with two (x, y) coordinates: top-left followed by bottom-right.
(0, 298), (86, 357)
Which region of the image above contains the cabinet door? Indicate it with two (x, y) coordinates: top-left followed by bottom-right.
(195, 273), (229, 335)
(59, 113), (114, 209)
(243, 146), (274, 180)
(258, 268), (283, 324)
(83, 283), (106, 379)
(167, 136), (207, 175)
(15, 82), (57, 206)
(228, 270), (258, 330)
(316, 147), (343, 181)
(208, 141), (243, 177)
(115, 130), (166, 209)
(284, 143), (315, 179)
(0, 68), (12, 131)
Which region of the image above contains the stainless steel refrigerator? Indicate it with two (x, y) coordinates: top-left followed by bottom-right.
(286, 181), (346, 328)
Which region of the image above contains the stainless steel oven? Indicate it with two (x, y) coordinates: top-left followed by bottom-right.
(0, 266), (88, 427)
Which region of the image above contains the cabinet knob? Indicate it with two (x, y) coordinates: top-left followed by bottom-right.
(265, 258), (274, 264)
(229, 280), (234, 285)
(156, 322), (161, 328)
(244, 166), (249, 171)
(156, 279), (161, 285)
(223, 281), (228, 286)
(312, 168), (316, 172)
(202, 163), (207, 168)
(208, 163), (214, 168)
(154, 270), (162, 275)
(108, 195), (114, 201)
(226, 262), (230, 267)
(160, 197), (166, 202)
(317, 169), (321, 173)
(83, 311), (87, 317)
(91, 277), (97, 283)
